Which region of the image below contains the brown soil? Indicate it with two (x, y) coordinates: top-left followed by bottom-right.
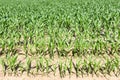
(0, 74), (120, 80)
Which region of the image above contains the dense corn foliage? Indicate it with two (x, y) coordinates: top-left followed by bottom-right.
(0, 0), (120, 77)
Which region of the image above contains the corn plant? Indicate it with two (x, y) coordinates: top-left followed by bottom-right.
(39, 56), (45, 72)
(36, 59), (39, 73)
(6, 54), (19, 74)
(111, 58), (120, 76)
(0, 58), (6, 75)
(58, 61), (63, 77)
(52, 64), (57, 76)
(66, 58), (73, 76)
(92, 61), (101, 75)
(26, 57), (31, 75)
(74, 59), (81, 77)
(45, 58), (51, 74)
(58, 61), (67, 78)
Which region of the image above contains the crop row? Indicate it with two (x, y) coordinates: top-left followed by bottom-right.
(0, 54), (120, 77)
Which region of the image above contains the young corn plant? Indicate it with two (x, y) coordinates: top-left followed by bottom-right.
(81, 60), (89, 76)
(19, 63), (25, 75)
(58, 61), (63, 78)
(36, 59), (40, 73)
(52, 64), (57, 76)
(111, 58), (120, 76)
(26, 57), (31, 75)
(88, 60), (93, 75)
(66, 58), (73, 76)
(92, 60), (101, 76)
(56, 38), (67, 57)
(104, 58), (112, 75)
(6, 54), (19, 74)
(48, 35), (55, 59)
(63, 63), (67, 77)
(39, 56), (45, 73)
(74, 59), (81, 77)
(1, 40), (5, 55)
(0, 58), (6, 75)
(58, 61), (67, 78)
(45, 58), (50, 74)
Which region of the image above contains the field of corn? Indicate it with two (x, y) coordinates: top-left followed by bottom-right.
(0, 0), (120, 77)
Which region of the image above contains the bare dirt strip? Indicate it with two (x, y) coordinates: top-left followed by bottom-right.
(0, 71), (120, 80)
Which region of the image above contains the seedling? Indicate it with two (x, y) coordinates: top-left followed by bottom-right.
(0, 58), (6, 75)
(26, 57), (31, 75)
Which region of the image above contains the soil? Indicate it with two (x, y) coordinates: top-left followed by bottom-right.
(0, 74), (120, 80)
